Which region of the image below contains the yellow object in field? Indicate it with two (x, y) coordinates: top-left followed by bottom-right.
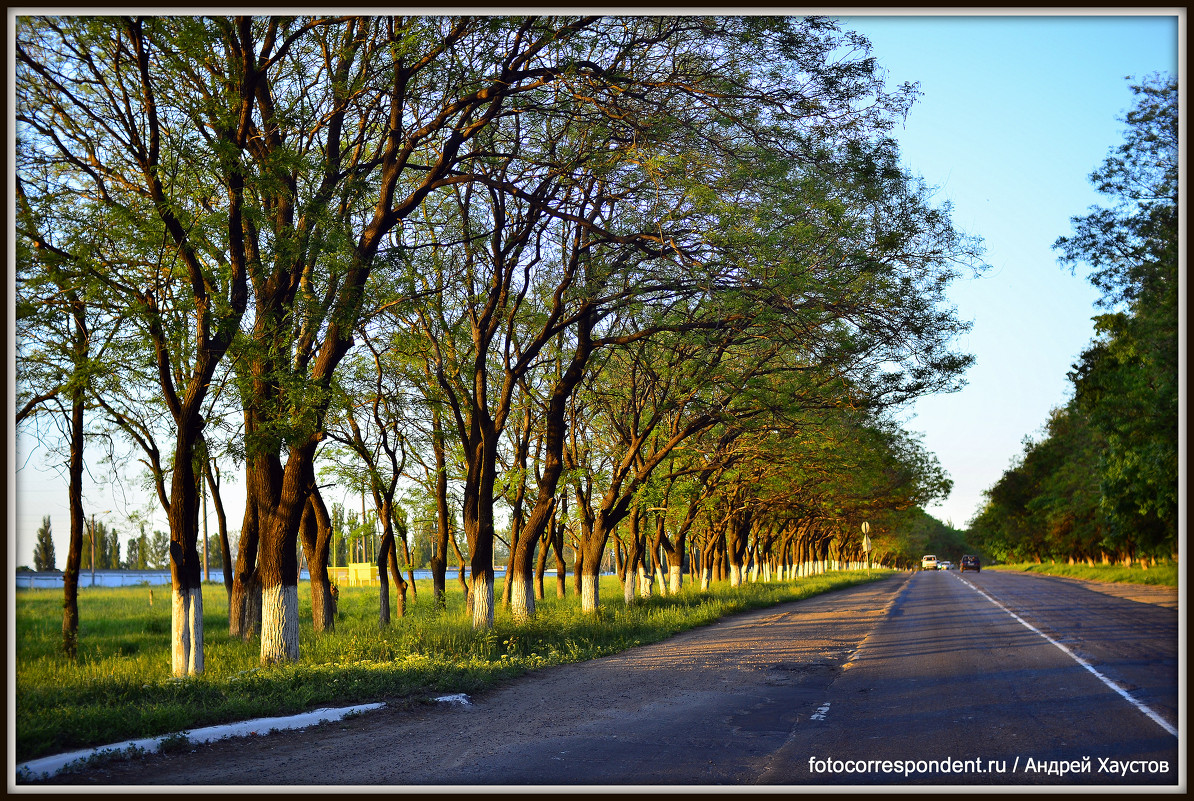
(347, 562), (378, 587)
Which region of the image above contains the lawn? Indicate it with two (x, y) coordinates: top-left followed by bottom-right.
(15, 569), (892, 763)
(985, 561), (1178, 587)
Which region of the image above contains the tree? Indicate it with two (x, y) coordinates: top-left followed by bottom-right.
(17, 17), (252, 675)
(124, 525), (152, 570)
(1054, 74), (1178, 560)
(323, 330), (418, 625)
(15, 168), (118, 657)
(148, 529), (171, 570)
(100, 523), (121, 569)
(34, 516), (55, 571)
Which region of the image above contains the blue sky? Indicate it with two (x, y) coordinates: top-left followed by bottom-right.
(836, 12), (1181, 527)
(10, 11), (1183, 563)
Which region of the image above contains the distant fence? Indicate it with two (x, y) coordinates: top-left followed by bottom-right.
(16, 569), (260, 589)
(13, 566), (510, 590)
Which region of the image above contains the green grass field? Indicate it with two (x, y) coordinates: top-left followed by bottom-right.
(985, 561), (1178, 587)
(15, 570), (891, 764)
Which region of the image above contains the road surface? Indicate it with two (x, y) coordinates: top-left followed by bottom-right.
(33, 569), (1180, 788)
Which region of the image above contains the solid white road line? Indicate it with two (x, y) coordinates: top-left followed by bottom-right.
(953, 573), (1177, 737)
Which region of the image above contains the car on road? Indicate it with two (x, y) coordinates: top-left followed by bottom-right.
(960, 555), (981, 572)
(921, 555), (938, 570)
(938, 561), (953, 570)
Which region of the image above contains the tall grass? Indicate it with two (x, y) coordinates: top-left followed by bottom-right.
(987, 561), (1178, 587)
(15, 570), (890, 763)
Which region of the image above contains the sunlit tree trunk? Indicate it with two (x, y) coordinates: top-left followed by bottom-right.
(255, 451), (309, 664)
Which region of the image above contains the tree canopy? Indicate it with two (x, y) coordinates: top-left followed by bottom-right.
(16, 15), (983, 665)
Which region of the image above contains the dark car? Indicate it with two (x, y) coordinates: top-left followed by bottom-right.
(960, 554), (981, 572)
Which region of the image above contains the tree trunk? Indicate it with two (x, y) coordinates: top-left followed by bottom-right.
(378, 544), (390, 627)
(167, 421), (206, 677)
(377, 498), (409, 626)
(202, 453), (233, 599)
(621, 509), (642, 605)
(724, 510), (750, 589)
(260, 580), (299, 664)
(255, 449), (310, 664)
(573, 548), (584, 597)
(534, 519), (551, 601)
(578, 515), (612, 614)
(388, 530), (408, 619)
(429, 409), (451, 608)
(171, 580), (204, 675)
(471, 571), (495, 629)
(62, 375), (86, 659)
(462, 419), (498, 629)
(553, 521), (567, 599)
(230, 490), (261, 640)
(506, 512), (539, 623)
(299, 486), (335, 633)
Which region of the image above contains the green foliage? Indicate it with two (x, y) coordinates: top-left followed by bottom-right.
(15, 571), (888, 763)
(81, 522), (120, 571)
(883, 508), (975, 567)
(1057, 74), (1178, 556)
(969, 403), (1109, 563)
(147, 530), (170, 571)
(34, 516), (55, 572)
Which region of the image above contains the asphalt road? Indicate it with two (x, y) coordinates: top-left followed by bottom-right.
(758, 569), (1179, 786)
(37, 569), (1180, 788)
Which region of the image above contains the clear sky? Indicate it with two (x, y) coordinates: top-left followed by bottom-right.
(8, 10), (1184, 565)
(835, 12), (1181, 528)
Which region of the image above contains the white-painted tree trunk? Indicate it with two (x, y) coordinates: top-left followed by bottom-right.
(509, 573), (534, 624)
(171, 585), (204, 676)
(653, 564), (668, 596)
(700, 567), (711, 591)
(637, 566), (652, 599)
(728, 563), (742, 587)
(622, 569), (636, 605)
(581, 573), (599, 614)
(260, 584), (299, 664)
(472, 574), (495, 629)
(668, 564), (682, 594)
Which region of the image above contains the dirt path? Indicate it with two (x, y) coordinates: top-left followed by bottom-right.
(32, 574), (910, 787)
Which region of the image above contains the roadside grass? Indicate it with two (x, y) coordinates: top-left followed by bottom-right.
(15, 569), (892, 763)
(986, 561), (1177, 587)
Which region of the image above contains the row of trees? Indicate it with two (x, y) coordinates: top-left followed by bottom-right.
(29, 515), (237, 573)
(16, 15), (982, 673)
(969, 75), (1178, 566)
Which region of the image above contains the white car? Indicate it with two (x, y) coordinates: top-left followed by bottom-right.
(921, 554), (938, 570)
(938, 561), (953, 570)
